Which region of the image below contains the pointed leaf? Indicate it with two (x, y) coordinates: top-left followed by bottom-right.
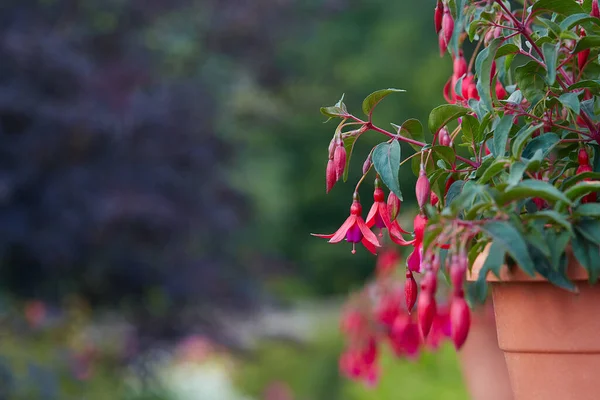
(492, 115), (514, 157)
(481, 221), (536, 276)
(565, 181), (600, 202)
(499, 179), (572, 206)
(558, 92), (581, 114)
(362, 88), (406, 116)
(511, 123), (545, 159)
(532, 0), (584, 16)
(372, 140), (403, 200)
(542, 42), (560, 85)
(428, 104), (471, 134)
(392, 119), (424, 152)
(475, 38), (502, 111)
(515, 61), (546, 105)
(522, 133), (559, 160)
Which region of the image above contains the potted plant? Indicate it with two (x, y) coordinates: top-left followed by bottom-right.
(314, 0), (600, 399)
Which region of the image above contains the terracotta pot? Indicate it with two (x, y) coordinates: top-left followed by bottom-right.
(469, 247), (600, 400)
(458, 300), (513, 400)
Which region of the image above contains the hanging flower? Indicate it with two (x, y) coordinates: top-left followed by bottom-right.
(312, 194), (380, 254)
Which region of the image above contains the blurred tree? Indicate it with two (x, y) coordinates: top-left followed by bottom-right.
(0, 0), (259, 346)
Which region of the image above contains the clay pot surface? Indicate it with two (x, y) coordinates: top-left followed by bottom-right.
(469, 247), (600, 400)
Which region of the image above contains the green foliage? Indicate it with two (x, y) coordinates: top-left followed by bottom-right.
(372, 140), (403, 200)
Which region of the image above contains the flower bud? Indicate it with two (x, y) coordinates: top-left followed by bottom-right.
(362, 153), (372, 174)
(495, 81), (507, 99)
(326, 159), (337, 193)
(415, 167), (431, 210)
(439, 126), (451, 146)
(490, 60), (497, 80)
(418, 292), (436, 338)
(579, 148), (590, 166)
(593, 0), (600, 18)
(333, 141), (347, 180)
(442, 4), (454, 50)
(387, 192), (401, 221)
(439, 30), (448, 57)
(450, 294), (471, 350)
(450, 257), (466, 292)
(434, 0), (443, 34)
(422, 270), (437, 295)
(405, 271), (418, 313)
(430, 191), (439, 206)
(453, 51), (467, 78)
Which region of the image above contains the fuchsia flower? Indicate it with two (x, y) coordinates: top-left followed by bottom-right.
(407, 214), (427, 272)
(366, 185), (411, 240)
(313, 195), (380, 254)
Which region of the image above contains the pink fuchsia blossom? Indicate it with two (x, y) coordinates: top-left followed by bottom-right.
(312, 196), (380, 254)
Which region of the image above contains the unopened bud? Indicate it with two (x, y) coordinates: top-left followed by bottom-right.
(430, 191), (439, 206)
(439, 30), (448, 57)
(405, 271), (418, 313)
(439, 126), (451, 146)
(434, 0), (443, 34)
(362, 154), (372, 174)
(579, 148), (590, 166)
(418, 292), (436, 338)
(442, 4), (454, 51)
(593, 0), (600, 18)
(387, 192), (401, 221)
(453, 51), (467, 78)
(495, 81), (507, 100)
(326, 159), (337, 193)
(450, 294), (470, 350)
(415, 167), (431, 210)
(333, 142), (347, 180)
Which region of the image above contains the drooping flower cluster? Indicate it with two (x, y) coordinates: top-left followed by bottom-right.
(316, 0), (600, 387)
(338, 252), (453, 386)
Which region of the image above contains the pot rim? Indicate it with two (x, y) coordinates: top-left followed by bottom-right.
(467, 244), (589, 283)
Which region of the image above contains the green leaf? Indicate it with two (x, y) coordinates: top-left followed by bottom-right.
(475, 38), (502, 111)
(572, 230), (600, 283)
(561, 171), (600, 190)
(479, 158), (509, 184)
(522, 133), (559, 160)
(528, 244), (576, 291)
(547, 229), (572, 270)
(362, 88), (406, 116)
(481, 221), (536, 276)
(432, 145), (456, 166)
(574, 203), (600, 217)
(372, 140), (403, 200)
(511, 123), (545, 159)
(565, 181), (600, 202)
(515, 61), (547, 105)
(461, 114), (480, 144)
(559, 13), (600, 30)
(492, 115), (514, 158)
(538, 17), (563, 37)
(450, 182), (484, 213)
(342, 136), (359, 182)
(480, 241), (507, 279)
(445, 180), (467, 208)
(505, 90), (523, 104)
(392, 119), (424, 152)
(508, 161), (527, 187)
(567, 80), (600, 94)
(428, 104), (471, 134)
(542, 42), (560, 85)
(320, 94), (348, 119)
(524, 210), (573, 233)
(576, 219), (600, 245)
(496, 44), (520, 58)
(499, 179), (573, 206)
(558, 92), (581, 114)
(573, 35), (600, 54)
(532, 0), (584, 16)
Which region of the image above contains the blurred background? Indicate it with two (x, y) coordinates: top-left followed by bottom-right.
(0, 0), (468, 398)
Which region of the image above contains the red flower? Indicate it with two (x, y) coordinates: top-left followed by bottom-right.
(407, 214), (427, 272)
(366, 186), (412, 246)
(313, 197), (380, 254)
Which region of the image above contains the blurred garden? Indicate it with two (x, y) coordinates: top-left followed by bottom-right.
(0, 0), (469, 398)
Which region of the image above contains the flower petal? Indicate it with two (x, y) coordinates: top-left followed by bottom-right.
(361, 237), (378, 255)
(365, 203), (378, 227)
(407, 246), (422, 273)
(329, 215), (357, 243)
(311, 233), (335, 239)
(356, 217), (380, 247)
